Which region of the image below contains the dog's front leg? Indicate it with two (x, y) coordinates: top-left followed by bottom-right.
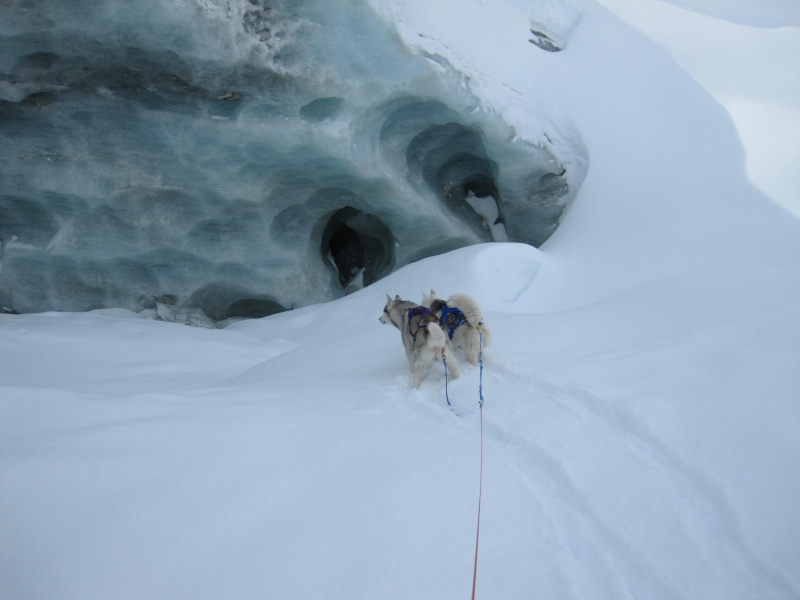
(405, 349), (423, 388)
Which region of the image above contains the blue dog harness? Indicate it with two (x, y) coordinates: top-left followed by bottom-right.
(440, 304), (467, 340)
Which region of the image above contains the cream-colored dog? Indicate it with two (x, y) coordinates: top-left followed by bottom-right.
(421, 289), (491, 366)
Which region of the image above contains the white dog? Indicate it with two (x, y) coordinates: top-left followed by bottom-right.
(421, 289), (491, 366)
(379, 294), (460, 388)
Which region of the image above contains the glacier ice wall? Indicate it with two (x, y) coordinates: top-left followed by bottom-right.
(0, 0), (578, 318)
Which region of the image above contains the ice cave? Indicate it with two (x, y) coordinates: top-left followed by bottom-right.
(0, 0), (580, 320)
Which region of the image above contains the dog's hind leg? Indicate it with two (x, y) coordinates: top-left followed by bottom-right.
(444, 346), (460, 380)
(460, 332), (480, 366)
(411, 362), (426, 388)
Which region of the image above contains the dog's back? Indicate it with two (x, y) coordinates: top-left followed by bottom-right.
(400, 304), (440, 350)
(422, 289), (481, 324)
(421, 289), (491, 364)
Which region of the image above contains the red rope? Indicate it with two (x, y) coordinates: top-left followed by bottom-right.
(471, 401), (484, 599)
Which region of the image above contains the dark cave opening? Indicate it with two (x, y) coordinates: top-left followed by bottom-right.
(328, 221), (365, 287)
(461, 173), (498, 201)
(321, 207), (395, 291)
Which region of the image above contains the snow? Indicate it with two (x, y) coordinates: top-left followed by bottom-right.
(597, 0), (800, 218)
(464, 192), (509, 242)
(2, 1), (800, 599)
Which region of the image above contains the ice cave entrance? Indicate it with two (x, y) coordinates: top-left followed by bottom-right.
(0, 0), (581, 318)
(322, 207), (395, 294)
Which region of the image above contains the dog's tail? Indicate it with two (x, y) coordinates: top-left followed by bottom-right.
(426, 321), (447, 351)
(447, 293), (483, 326)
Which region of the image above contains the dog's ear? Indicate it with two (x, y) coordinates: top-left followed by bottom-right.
(395, 294), (401, 302)
(385, 294), (393, 306)
(430, 288), (437, 297)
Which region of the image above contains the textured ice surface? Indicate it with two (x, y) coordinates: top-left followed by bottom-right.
(0, 0), (579, 317)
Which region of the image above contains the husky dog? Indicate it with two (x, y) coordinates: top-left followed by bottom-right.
(379, 294), (460, 388)
(421, 289), (492, 366)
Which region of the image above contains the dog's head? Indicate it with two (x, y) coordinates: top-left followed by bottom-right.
(379, 294), (401, 326)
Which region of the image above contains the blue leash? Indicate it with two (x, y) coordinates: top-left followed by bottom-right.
(471, 321), (486, 598)
(442, 350), (451, 406)
(478, 322), (484, 406)
(443, 321), (485, 409)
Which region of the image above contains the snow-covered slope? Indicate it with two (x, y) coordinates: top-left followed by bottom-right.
(598, 0), (800, 218)
(371, 0), (800, 309)
(3, 243), (799, 599)
(2, 1), (799, 598)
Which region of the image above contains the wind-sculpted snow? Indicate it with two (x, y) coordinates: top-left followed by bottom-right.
(0, 0), (577, 317)
(2, 246), (798, 599)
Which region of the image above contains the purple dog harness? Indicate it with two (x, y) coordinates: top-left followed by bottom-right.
(406, 306), (433, 346)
